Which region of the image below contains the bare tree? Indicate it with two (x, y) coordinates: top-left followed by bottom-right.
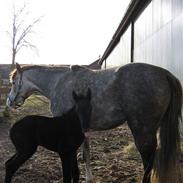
(7, 3), (42, 67)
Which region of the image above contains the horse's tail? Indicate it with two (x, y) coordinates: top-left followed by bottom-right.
(152, 74), (182, 183)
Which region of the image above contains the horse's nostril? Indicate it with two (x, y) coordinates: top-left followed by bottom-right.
(15, 102), (22, 108)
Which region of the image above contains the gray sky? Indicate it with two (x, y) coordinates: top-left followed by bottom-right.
(0, 0), (130, 65)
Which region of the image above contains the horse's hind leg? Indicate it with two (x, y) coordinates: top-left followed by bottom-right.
(136, 134), (156, 183)
(5, 149), (36, 183)
(137, 135), (156, 183)
(141, 152), (155, 183)
(128, 120), (157, 183)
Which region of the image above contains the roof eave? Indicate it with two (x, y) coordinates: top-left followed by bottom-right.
(99, 0), (151, 65)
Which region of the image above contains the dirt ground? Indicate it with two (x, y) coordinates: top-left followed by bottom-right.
(0, 119), (183, 183)
(0, 95), (182, 183)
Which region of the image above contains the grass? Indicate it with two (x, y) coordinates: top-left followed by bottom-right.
(5, 94), (52, 123)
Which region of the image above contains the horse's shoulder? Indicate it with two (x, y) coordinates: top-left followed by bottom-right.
(70, 65), (88, 72)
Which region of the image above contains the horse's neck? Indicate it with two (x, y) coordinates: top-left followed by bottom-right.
(25, 68), (69, 99)
(26, 67), (117, 116)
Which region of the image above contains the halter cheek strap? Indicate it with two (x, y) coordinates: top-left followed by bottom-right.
(14, 72), (23, 100)
(8, 72), (23, 105)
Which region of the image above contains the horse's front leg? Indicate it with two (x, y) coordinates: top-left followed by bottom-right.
(83, 137), (94, 183)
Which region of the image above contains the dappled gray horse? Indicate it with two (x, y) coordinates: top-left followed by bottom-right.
(7, 63), (182, 183)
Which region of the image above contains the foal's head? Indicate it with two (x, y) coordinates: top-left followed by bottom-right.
(73, 88), (92, 135)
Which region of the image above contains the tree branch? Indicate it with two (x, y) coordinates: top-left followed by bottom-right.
(9, 3), (42, 65)
(15, 17), (41, 50)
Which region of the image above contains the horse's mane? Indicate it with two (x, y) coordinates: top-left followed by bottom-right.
(9, 65), (70, 82)
(9, 69), (17, 82)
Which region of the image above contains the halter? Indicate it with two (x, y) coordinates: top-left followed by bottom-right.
(7, 71), (23, 105)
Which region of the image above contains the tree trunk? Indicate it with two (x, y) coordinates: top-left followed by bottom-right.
(11, 51), (16, 70)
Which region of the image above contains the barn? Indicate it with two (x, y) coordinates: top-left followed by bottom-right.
(99, 0), (183, 86)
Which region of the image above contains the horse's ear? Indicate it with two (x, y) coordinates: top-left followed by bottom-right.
(16, 63), (22, 73)
(87, 88), (91, 100)
(72, 91), (78, 102)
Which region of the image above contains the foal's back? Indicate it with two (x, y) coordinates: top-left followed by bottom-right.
(10, 108), (84, 152)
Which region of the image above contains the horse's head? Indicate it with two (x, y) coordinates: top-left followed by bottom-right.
(6, 63), (32, 108)
(72, 88), (92, 136)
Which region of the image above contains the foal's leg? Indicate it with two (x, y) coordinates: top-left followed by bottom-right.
(59, 152), (72, 183)
(128, 120), (157, 183)
(5, 154), (17, 167)
(4, 153), (18, 183)
(5, 149), (36, 183)
(71, 152), (80, 183)
(83, 138), (93, 183)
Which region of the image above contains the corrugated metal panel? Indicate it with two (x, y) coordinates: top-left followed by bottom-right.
(172, 0), (183, 18)
(152, 0), (161, 32)
(161, 0), (172, 25)
(134, 2), (152, 47)
(172, 13), (183, 82)
(134, 0), (183, 86)
(134, 2), (153, 63)
(105, 25), (131, 68)
(105, 42), (122, 68)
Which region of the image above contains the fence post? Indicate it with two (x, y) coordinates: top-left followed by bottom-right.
(0, 71), (2, 86)
(0, 72), (11, 118)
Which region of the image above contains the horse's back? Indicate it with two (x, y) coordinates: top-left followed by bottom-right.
(116, 63), (173, 94)
(115, 63), (174, 121)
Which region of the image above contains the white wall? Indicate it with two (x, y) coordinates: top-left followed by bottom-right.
(134, 0), (183, 85)
(103, 24), (131, 68)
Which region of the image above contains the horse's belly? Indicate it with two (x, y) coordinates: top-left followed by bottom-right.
(90, 111), (126, 131)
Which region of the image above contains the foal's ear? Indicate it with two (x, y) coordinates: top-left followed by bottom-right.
(16, 63), (22, 73)
(87, 88), (92, 100)
(72, 91), (78, 102)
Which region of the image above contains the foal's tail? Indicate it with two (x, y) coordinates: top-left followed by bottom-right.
(152, 75), (182, 183)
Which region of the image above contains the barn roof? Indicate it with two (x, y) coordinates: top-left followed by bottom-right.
(99, 0), (151, 65)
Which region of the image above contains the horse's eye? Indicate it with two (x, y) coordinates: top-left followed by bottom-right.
(12, 81), (15, 85)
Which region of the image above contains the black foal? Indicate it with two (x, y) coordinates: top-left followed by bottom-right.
(5, 89), (92, 183)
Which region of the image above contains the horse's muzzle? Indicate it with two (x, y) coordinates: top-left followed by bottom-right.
(6, 96), (13, 107)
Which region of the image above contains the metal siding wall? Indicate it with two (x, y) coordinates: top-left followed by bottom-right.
(121, 25), (131, 65)
(172, 13), (183, 82)
(105, 42), (122, 68)
(134, 0), (183, 85)
(105, 25), (131, 68)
